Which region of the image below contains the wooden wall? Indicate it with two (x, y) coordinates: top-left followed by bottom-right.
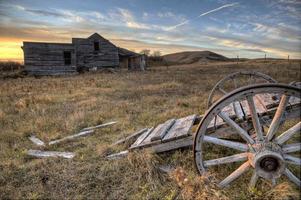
(73, 33), (119, 70)
(23, 42), (76, 75)
(129, 56), (145, 70)
(22, 33), (141, 75)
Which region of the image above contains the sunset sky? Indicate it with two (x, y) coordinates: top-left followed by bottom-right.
(0, 0), (300, 61)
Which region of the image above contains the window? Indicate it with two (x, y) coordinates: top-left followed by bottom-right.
(94, 41), (100, 51)
(64, 51), (71, 65)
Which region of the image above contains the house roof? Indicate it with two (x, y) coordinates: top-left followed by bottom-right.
(118, 47), (141, 57)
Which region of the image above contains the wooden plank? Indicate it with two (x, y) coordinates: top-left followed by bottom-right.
(151, 119), (176, 141)
(289, 96), (301, 106)
(241, 95), (272, 118)
(81, 121), (117, 131)
(27, 150), (75, 159)
(254, 95), (268, 114)
(240, 99), (250, 116)
(130, 127), (154, 149)
(131, 127), (161, 148)
(157, 165), (175, 173)
(150, 136), (193, 153)
(222, 104), (235, 117)
(113, 128), (148, 146)
(208, 115), (224, 131)
(256, 93), (279, 109)
(162, 114), (197, 142)
(106, 150), (129, 160)
(29, 135), (45, 146)
(48, 130), (94, 145)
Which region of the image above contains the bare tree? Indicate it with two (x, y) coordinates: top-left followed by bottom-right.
(152, 51), (161, 57)
(140, 49), (151, 56)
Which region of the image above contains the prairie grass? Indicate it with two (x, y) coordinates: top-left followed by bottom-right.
(0, 60), (300, 199)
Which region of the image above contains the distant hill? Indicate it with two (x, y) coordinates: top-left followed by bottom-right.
(162, 51), (229, 64)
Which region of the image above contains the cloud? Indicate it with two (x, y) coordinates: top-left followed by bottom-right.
(167, 2), (239, 30)
(198, 2), (239, 17)
(241, 48), (266, 53)
(24, 9), (66, 17)
(0, 2), (300, 59)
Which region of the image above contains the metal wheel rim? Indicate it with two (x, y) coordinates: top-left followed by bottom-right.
(207, 71), (277, 108)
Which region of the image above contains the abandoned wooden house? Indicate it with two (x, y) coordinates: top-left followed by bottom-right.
(22, 33), (145, 75)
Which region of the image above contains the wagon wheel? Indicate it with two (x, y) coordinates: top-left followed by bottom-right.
(194, 83), (300, 189)
(207, 71), (277, 108)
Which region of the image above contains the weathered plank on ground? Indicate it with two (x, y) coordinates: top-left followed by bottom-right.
(162, 115), (197, 142)
(27, 150), (75, 159)
(151, 119), (176, 141)
(81, 121), (117, 131)
(130, 127), (154, 149)
(48, 130), (94, 145)
(106, 150), (129, 160)
(29, 135), (45, 146)
(113, 128), (148, 146)
(157, 165), (175, 173)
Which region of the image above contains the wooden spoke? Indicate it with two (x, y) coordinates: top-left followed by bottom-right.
(266, 95), (290, 141)
(232, 78), (238, 89)
(271, 179), (276, 186)
(275, 122), (301, 145)
(284, 168), (301, 187)
(282, 143), (301, 153)
(218, 87), (227, 95)
(246, 95), (264, 141)
(248, 74), (253, 85)
(204, 153), (249, 167)
(284, 154), (301, 166)
(233, 101), (244, 120)
(218, 161), (250, 188)
(219, 111), (255, 144)
(249, 171), (258, 189)
(203, 136), (249, 152)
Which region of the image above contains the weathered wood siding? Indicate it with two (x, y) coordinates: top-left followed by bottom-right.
(73, 34), (119, 69)
(23, 42), (76, 75)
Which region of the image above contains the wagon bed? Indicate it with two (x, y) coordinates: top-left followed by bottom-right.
(108, 93), (300, 158)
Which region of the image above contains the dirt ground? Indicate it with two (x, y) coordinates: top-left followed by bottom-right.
(0, 60), (300, 199)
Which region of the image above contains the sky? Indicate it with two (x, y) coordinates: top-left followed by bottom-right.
(0, 0), (300, 61)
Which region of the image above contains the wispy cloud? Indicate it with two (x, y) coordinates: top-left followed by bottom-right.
(167, 2), (239, 30)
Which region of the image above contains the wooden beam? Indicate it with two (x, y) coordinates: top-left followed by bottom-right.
(113, 128), (148, 146)
(81, 121), (117, 131)
(29, 135), (45, 146)
(48, 130), (94, 145)
(27, 150), (75, 159)
(106, 150), (129, 160)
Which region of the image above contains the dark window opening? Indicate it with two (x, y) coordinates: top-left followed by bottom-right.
(64, 51), (71, 65)
(94, 41), (100, 51)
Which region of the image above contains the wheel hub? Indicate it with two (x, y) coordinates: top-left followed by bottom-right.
(251, 143), (285, 180)
(260, 157), (279, 172)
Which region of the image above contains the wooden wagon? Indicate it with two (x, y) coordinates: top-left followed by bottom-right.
(109, 72), (301, 189)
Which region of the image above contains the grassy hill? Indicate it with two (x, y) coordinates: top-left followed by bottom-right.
(162, 51), (229, 64)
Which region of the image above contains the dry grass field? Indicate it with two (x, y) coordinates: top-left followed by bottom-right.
(0, 60), (300, 199)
